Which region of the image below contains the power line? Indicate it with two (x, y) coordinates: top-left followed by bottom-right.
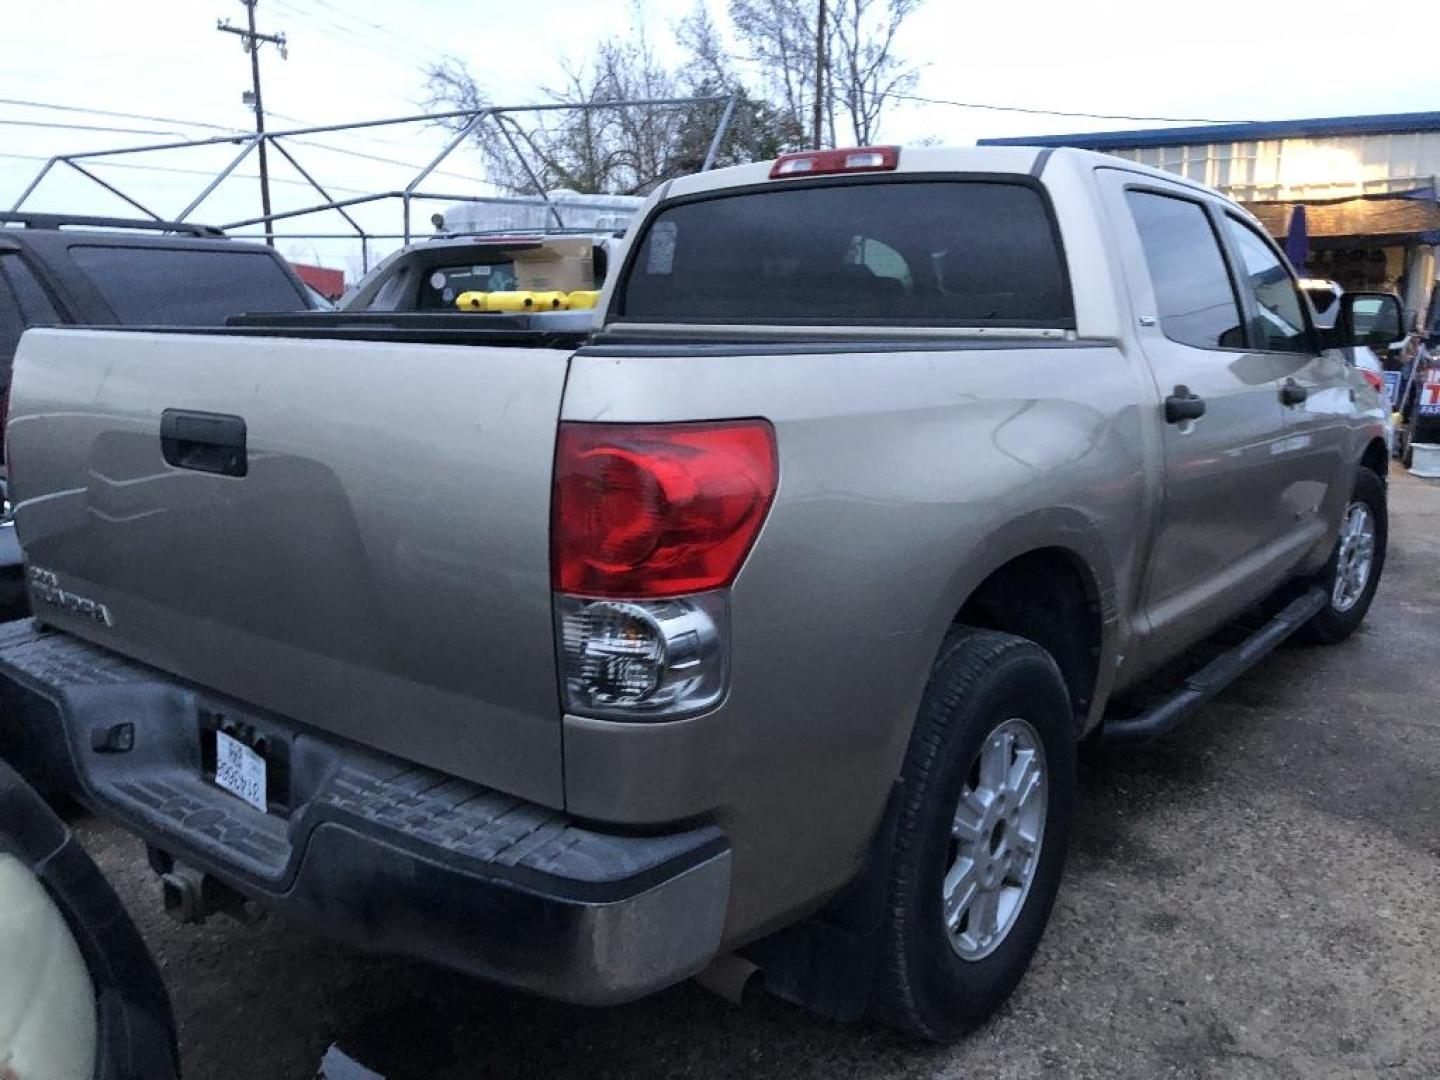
(3, 94), (488, 164)
(0, 98), (243, 133)
(0, 150), (369, 196)
(286, 135), (489, 185)
(0, 95), (492, 189)
(0, 117), (182, 136)
(267, 0), (537, 104)
(266, 0), (431, 69)
(301, 0), (446, 63)
(888, 92), (1252, 125)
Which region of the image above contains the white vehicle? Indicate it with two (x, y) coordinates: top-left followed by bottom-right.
(1302, 277), (1397, 449)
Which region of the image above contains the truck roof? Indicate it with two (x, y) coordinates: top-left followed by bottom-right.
(659, 144), (1222, 201)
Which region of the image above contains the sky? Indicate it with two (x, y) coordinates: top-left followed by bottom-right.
(5, 0), (1435, 277)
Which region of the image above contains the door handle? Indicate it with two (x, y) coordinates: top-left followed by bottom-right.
(1280, 379), (1308, 407)
(1164, 386), (1206, 424)
(160, 409), (248, 477)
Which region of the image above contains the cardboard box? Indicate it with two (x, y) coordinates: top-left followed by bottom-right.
(512, 238), (595, 293)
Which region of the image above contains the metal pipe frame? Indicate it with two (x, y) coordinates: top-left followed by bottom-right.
(175, 138), (259, 223)
(12, 94), (739, 266)
(402, 111), (492, 244)
(702, 93), (741, 172)
(489, 114), (564, 230)
(221, 191), (642, 231)
(62, 160), (164, 221)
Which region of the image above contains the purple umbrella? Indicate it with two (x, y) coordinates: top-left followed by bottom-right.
(1284, 204), (1309, 271)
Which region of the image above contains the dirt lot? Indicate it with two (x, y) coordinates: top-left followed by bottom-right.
(75, 472), (1440, 1079)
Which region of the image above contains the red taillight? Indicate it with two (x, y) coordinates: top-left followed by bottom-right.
(553, 420), (777, 599)
(1360, 369), (1384, 393)
(769, 145), (899, 180)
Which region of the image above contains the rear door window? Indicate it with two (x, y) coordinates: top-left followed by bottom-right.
(68, 245), (307, 325)
(618, 180), (1072, 327)
(1223, 216), (1313, 354)
(1125, 190), (1245, 350)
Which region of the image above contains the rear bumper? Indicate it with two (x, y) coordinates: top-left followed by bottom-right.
(0, 621), (730, 1006)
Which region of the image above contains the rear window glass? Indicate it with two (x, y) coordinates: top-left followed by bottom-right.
(416, 261), (518, 310)
(68, 245), (307, 325)
(617, 180), (1072, 326)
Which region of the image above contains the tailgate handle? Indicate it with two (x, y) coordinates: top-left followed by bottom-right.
(160, 409), (248, 478)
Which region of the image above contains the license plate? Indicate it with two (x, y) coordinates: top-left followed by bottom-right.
(214, 730), (268, 813)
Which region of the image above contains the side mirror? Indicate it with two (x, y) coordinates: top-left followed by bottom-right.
(1331, 292), (1404, 351)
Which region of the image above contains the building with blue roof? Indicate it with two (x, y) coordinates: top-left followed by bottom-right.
(981, 112), (1440, 324)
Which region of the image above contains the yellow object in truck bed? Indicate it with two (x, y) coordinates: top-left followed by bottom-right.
(455, 290), (596, 313)
(456, 291), (571, 312)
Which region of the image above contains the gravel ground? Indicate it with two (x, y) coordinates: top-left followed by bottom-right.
(75, 472), (1440, 1079)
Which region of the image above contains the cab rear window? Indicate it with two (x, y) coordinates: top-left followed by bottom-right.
(416, 261), (519, 309)
(616, 179), (1073, 327)
(68, 245), (307, 325)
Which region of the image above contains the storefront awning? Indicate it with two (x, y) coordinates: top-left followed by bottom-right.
(1244, 190), (1440, 249)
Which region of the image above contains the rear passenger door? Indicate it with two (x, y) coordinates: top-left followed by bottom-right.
(1100, 175), (1294, 663)
(1218, 214), (1350, 551)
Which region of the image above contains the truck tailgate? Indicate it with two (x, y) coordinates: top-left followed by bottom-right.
(7, 329), (571, 807)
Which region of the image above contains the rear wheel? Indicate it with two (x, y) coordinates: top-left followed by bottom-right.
(869, 628), (1077, 1041)
(1298, 467), (1386, 644)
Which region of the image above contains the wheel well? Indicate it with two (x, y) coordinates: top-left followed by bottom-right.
(954, 549), (1102, 726)
(1360, 437), (1388, 479)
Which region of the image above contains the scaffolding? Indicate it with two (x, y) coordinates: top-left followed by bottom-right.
(9, 94), (739, 273)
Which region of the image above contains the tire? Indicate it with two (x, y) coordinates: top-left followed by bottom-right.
(869, 628), (1077, 1041)
(1297, 466), (1387, 644)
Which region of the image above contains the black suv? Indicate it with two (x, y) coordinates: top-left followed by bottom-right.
(0, 213), (316, 614)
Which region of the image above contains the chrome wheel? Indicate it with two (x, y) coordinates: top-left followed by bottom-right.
(944, 717), (1047, 961)
(1332, 501), (1376, 613)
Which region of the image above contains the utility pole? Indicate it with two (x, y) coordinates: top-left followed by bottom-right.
(813, 0), (826, 149)
(217, 1), (286, 246)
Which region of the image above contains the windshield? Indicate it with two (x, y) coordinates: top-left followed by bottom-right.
(617, 179), (1072, 327)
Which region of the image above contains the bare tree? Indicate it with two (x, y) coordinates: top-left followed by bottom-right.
(421, 58), (532, 192)
(830, 0), (920, 145)
(425, 14), (716, 195)
(727, 0), (815, 144)
(422, 1), (915, 194)
(727, 0), (920, 147)
(672, 2), (807, 168)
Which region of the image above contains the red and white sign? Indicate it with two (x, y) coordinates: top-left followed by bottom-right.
(1419, 368), (1440, 418)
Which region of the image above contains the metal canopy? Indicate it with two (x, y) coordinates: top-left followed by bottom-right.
(10, 94), (739, 273)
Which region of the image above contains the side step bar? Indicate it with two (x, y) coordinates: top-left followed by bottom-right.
(1103, 587), (1327, 744)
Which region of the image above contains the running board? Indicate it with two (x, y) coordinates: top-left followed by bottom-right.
(1103, 587), (1327, 744)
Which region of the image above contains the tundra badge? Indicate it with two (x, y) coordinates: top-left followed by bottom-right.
(28, 566), (114, 627)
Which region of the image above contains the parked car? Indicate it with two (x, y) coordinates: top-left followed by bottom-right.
(0, 759), (177, 1079)
(0, 146), (1399, 1041)
(0, 213), (319, 618)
